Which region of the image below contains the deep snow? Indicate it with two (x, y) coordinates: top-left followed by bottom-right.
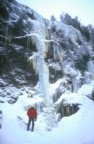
(0, 1), (94, 144)
(0, 81), (94, 144)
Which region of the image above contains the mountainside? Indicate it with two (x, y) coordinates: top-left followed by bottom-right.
(0, 0), (94, 120)
(0, 1), (94, 144)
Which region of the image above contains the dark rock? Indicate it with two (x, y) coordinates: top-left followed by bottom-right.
(56, 103), (80, 119)
(0, 0), (94, 101)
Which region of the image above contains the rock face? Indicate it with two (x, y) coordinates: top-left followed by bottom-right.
(0, 0), (94, 88)
(0, 0), (94, 117)
(0, 0), (47, 86)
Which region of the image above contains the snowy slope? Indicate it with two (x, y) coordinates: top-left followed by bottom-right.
(0, 1), (94, 144)
(0, 81), (94, 144)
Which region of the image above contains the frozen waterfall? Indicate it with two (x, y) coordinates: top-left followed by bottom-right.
(26, 19), (50, 98)
(27, 34), (49, 98)
(36, 37), (49, 98)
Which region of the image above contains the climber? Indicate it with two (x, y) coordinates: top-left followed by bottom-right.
(27, 105), (37, 132)
(44, 51), (49, 63)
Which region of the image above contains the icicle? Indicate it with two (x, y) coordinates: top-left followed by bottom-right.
(27, 52), (38, 74)
(5, 26), (9, 47)
(53, 42), (63, 63)
(87, 60), (94, 81)
(87, 60), (94, 73)
(27, 34), (36, 49)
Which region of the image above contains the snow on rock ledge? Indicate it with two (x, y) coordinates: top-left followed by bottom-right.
(54, 92), (81, 119)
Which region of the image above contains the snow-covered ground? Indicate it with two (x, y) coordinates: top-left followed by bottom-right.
(0, 81), (94, 144)
(0, 1), (94, 143)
